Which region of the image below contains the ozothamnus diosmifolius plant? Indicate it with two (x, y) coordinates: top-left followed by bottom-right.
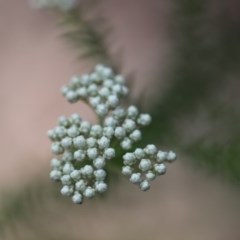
(48, 64), (177, 204)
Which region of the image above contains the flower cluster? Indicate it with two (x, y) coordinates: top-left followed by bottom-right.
(30, 0), (77, 11)
(48, 64), (177, 204)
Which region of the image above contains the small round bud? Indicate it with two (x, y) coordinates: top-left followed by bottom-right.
(58, 116), (70, 128)
(61, 137), (72, 149)
(75, 180), (86, 192)
(88, 84), (98, 96)
(123, 119), (136, 132)
(55, 126), (67, 139)
(93, 157), (106, 169)
(104, 117), (117, 127)
(50, 158), (61, 168)
(114, 127), (126, 139)
(166, 151), (177, 162)
(61, 175), (71, 185)
(51, 143), (64, 154)
(122, 166), (133, 176)
(139, 159), (152, 172)
(115, 75), (125, 84)
(123, 153), (136, 165)
(89, 96), (101, 107)
(73, 136), (86, 149)
(80, 121), (91, 134)
(94, 169), (106, 181)
(104, 148), (115, 160)
(63, 163), (74, 174)
(70, 170), (81, 180)
(47, 129), (57, 141)
(103, 127), (114, 138)
(127, 105), (139, 119)
(96, 104), (108, 116)
(90, 125), (102, 138)
(140, 180), (150, 191)
(74, 150), (85, 161)
(121, 138), (132, 150)
(130, 173), (142, 184)
(156, 151), (167, 163)
(145, 171), (156, 181)
(107, 95), (119, 108)
(99, 87), (110, 98)
(137, 114), (152, 126)
(77, 87), (88, 98)
(50, 170), (61, 181)
(86, 137), (97, 147)
(154, 163), (167, 175)
(97, 136), (110, 149)
(87, 148), (98, 160)
(95, 181), (108, 193)
(82, 165), (94, 176)
(62, 151), (73, 161)
(84, 187), (95, 198)
(66, 90), (78, 103)
(144, 144), (158, 155)
(134, 148), (145, 159)
(72, 192), (82, 204)
(61, 186), (73, 196)
(70, 114), (82, 125)
(67, 126), (79, 138)
(129, 129), (142, 142)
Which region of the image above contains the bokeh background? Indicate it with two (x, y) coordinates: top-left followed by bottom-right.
(0, 0), (240, 239)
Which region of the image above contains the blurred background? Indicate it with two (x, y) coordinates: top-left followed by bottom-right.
(0, 0), (240, 239)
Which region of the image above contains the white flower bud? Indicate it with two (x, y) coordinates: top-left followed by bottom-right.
(90, 125), (102, 138)
(50, 158), (61, 168)
(166, 151), (177, 162)
(75, 180), (86, 192)
(114, 127), (126, 139)
(137, 114), (152, 126)
(121, 138), (132, 150)
(93, 157), (106, 169)
(107, 95), (119, 108)
(84, 187), (95, 198)
(63, 163), (74, 174)
(129, 129), (142, 142)
(88, 84), (98, 96)
(73, 136), (86, 149)
(55, 126), (66, 139)
(58, 116), (70, 128)
(95, 181), (108, 193)
(156, 151), (167, 163)
(51, 143), (64, 154)
(80, 121), (91, 134)
(104, 148), (115, 160)
(96, 104), (108, 116)
(50, 170), (61, 181)
(123, 153), (136, 165)
(115, 75), (125, 84)
(154, 163), (166, 175)
(144, 144), (158, 155)
(127, 105), (139, 119)
(61, 186), (73, 197)
(97, 136), (110, 149)
(77, 87), (88, 98)
(103, 127), (114, 138)
(86, 137), (97, 147)
(74, 150), (85, 161)
(82, 165), (94, 176)
(134, 148), (145, 159)
(87, 148), (98, 160)
(47, 129), (57, 141)
(62, 151), (73, 161)
(61, 175), (71, 185)
(139, 159), (152, 172)
(66, 90), (78, 103)
(72, 192), (83, 204)
(67, 126), (79, 138)
(61, 85), (69, 96)
(61, 137), (72, 149)
(70, 114), (82, 125)
(101, 67), (113, 78)
(81, 74), (90, 86)
(122, 166), (133, 176)
(71, 76), (80, 86)
(99, 87), (110, 98)
(89, 96), (101, 107)
(104, 117), (117, 127)
(70, 170), (81, 180)
(140, 180), (150, 191)
(145, 171), (156, 181)
(94, 169), (106, 181)
(113, 107), (126, 119)
(130, 173), (142, 183)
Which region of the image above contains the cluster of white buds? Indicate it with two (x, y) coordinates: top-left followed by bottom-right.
(48, 64), (177, 204)
(122, 146), (176, 191)
(30, 0), (78, 11)
(61, 64), (129, 117)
